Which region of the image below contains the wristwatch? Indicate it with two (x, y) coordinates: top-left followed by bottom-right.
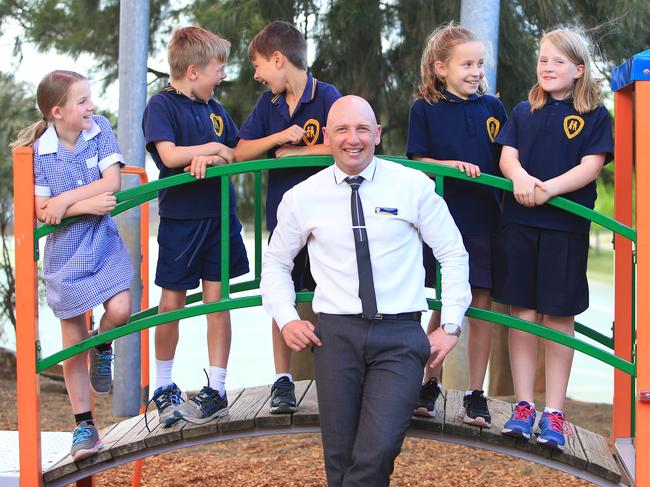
(441, 322), (462, 337)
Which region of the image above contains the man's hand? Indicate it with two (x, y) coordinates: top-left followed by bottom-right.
(427, 327), (459, 370)
(40, 195), (69, 225)
(275, 144), (304, 158)
(281, 320), (322, 351)
(277, 125), (305, 145)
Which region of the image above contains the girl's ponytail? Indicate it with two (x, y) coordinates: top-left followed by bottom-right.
(10, 119), (48, 149)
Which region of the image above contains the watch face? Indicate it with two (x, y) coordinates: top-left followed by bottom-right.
(443, 323), (460, 335)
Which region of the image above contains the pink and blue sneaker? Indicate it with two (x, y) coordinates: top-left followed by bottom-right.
(536, 410), (572, 451)
(501, 401), (536, 440)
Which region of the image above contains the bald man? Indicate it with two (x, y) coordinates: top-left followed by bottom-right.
(261, 96), (471, 486)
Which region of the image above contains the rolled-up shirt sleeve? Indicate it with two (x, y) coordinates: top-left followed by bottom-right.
(260, 190), (310, 329)
(416, 176), (472, 325)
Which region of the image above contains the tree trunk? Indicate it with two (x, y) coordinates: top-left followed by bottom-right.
(488, 302), (513, 397)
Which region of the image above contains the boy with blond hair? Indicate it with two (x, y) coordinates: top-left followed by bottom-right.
(143, 26), (249, 426)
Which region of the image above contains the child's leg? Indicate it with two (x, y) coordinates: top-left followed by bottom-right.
(509, 305), (540, 403)
(467, 288), (492, 391)
(202, 280), (231, 370)
(155, 289), (187, 361)
(60, 315), (92, 414)
(423, 311), (442, 381)
(542, 314), (575, 411)
(272, 319), (292, 375)
(99, 289), (132, 335)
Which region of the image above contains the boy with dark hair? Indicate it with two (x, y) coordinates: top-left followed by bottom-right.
(143, 26), (249, 427)
(235, 20), (341, 414)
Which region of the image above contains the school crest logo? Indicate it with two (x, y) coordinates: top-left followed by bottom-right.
(303, 118), (320, 146)
(210, 114), (224, 137)
(563, 115), (584, 139)
(486, 117), (500, 143)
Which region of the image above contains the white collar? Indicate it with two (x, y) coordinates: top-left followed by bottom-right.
(333, 156), (378, 185)
(37, 117), (101, 155)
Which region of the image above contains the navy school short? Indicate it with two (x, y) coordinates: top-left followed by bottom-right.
(155, 216), (249, 290)
(491, 223), (589, 316)
(424, 235), (494, 289)
(268, 232), (316, 292)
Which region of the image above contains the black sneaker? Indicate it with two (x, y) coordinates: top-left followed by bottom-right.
(270, 376), (297, 414)
(463, 390), (492, 427)
(413, 378), (441, 417)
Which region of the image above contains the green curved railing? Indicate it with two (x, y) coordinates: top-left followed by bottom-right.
(33, 156), (636, 379)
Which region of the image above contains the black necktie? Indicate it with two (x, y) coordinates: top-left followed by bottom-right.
(344, 176), (378, 318)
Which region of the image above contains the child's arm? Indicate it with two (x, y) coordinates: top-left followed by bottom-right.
(37, 163), (123, 225)
(275, 143), (333, 158)
(534, 154), (606, 206)
(155, 140), (234, 169)
(234, 125), (305, 161)
(413, 155), (481, 178)
(499, 146), (546, 207)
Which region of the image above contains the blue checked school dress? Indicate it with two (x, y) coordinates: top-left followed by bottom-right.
(33, 115), (134, 319)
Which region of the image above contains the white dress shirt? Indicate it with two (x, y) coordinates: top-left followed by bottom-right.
(261, 156), (472, 329)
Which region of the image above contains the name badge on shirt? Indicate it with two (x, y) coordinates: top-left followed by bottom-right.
(375, 207), (398, 215)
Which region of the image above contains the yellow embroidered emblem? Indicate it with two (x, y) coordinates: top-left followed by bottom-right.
(210, 114), (224, 137)
(486, 117), (500, 143)
(563, 115), (584, 139)
(303, 119), (320, 146)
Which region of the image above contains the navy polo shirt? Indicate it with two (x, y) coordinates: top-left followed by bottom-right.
(238, 74), (341, 231)
(142, 85), (238, 219)
(496, 99), (613, 233)
(407, 91), (507, 236)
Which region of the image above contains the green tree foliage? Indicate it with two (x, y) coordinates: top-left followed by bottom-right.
(0, 72), (39, 330)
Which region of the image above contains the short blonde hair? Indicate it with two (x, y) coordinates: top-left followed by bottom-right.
(529, 28), (603, 113)
(168, 26), (231, 80)
(418, 22), (487, 104)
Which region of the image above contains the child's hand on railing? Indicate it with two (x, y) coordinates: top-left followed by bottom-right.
(40, 195), (69, 225)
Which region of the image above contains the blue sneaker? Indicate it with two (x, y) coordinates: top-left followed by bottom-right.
(148, 383), (183, 429)
(536, 410), (571, 451)
(174, 386), (228, 422)
(70, 421), (103, 461)
(501, 401), (536, 439)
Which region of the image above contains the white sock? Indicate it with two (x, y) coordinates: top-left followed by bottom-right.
(276, 373), (293, 382)
(209, 366), (227, 396)
(544, 406), (563, 415)
(155, 359), (174, 390)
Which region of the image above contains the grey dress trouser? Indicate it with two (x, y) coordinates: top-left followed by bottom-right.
(313, 313), (431, 487)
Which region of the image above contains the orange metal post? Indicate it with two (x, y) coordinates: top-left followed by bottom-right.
(613, 87), (634, 440)
(13, 147), (43, 486)
(635, 80), (650, 487)
(121, 167), (149, 487)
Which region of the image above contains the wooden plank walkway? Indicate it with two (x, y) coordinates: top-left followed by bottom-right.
(43, 381), (623, 486)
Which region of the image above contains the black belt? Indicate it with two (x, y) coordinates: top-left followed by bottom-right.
(349, 312), (422, 321)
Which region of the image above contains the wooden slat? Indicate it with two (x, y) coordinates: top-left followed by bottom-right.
(110, 413), (151, 458)
(182, 388), (244, 440)
(255, 380), (311, 427)
(442, 389), (480, 439)
(292, 381), (319, 425)
(575, 425), (622, 483)
(219, 385), (271, 433)
(550, 419), (588, 471)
